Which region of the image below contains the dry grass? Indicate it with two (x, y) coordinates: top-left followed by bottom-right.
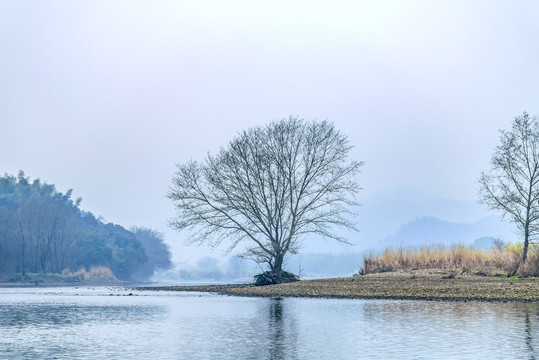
(73, 266), (116, 280)
(360, 244), (539, 277)
(88, 266), (116, 280)
(76, 267), (89, 280)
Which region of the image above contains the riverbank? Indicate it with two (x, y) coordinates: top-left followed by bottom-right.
(0, 279), (130, 287)
(138, 270), (539, 302)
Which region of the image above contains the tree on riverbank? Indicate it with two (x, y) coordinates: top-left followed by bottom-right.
(168, 117), (362, 284)
(479, 112), (539, 275)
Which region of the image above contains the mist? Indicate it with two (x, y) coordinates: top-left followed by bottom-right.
(1, 1), (537, 269)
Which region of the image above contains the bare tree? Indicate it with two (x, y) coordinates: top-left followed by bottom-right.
(168, 117), (363, 281)
(479, 112), (539, 276)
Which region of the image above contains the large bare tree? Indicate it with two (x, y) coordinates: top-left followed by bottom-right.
(168, 117), (362, 281)
(479, 112), (539, 275)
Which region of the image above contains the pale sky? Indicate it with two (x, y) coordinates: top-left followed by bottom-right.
(1, 1), (538, 262)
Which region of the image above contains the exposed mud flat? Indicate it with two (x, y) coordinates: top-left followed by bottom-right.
(139, 270), (539, 302)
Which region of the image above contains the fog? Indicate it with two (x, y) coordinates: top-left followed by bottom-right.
(1, 1), (537, 265)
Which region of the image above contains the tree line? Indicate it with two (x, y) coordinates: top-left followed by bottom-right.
(0, 171), (171, 280)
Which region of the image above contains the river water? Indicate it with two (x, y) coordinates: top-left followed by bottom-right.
(0, 286), (537, 359)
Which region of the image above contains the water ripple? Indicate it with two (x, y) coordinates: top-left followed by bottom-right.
(0, 287), (537, 359)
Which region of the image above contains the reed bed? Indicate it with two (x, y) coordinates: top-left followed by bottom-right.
(360, 244), (539, 277)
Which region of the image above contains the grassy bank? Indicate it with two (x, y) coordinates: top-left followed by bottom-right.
(138, 270), (539, 302)
(360, 245), (539, 277)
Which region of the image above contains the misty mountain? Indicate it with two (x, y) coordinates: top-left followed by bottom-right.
(352, 188), (518, 249)
(377, 216), (517, 249)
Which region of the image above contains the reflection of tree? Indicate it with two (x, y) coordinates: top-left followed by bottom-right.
(524, 307), (536, 360)
(263, 298), (297, 360)
(268, 298), (285, 360)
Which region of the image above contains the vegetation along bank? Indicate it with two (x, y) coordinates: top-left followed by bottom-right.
(0, 172), (172, 283)
(141, 245), (539, 302)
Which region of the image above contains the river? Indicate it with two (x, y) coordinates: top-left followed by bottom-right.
(0, 286), (537, 359)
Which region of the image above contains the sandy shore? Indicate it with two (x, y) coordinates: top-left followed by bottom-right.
(138, 271), (539, 302)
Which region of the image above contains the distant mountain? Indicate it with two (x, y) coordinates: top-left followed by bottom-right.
(377, 216), (517, 249)
(352, 188), (517, 249)
(357, 188), (492, 245)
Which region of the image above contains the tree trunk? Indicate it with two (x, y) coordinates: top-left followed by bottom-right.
(509, 224), (530, 277)
(19, 226), (26, 277)
(271, 253), (284, 273)
(520, 226), (530, 272)
(523, 226), (529, 264)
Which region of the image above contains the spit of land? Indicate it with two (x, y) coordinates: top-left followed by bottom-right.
(138, 270), (539, 302)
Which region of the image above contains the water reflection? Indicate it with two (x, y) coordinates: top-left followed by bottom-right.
(350, 300), (539, 359)
(266, 297), (298, 360)
(268, 298), (285, 359)
(0, 303), (161, 328)
(523, 306), (536, 360)
(0, 288), (538, 359)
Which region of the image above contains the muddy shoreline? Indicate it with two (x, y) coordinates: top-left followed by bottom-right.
(137, 271), (539, 302)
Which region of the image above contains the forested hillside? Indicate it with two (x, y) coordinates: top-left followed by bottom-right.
(0, 172), (171, 280)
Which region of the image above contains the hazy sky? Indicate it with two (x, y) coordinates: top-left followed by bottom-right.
(1, 1), (538, 262)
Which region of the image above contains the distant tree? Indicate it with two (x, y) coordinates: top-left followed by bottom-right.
(99, 223), (148, 280)
(197, 256), (219, 269)
(226, 256), (250, 279)
(130, 227), (172, 279)
(479, 112), (539, 275)
(168, 117), (363, 283)
(194, 256), (224, 279)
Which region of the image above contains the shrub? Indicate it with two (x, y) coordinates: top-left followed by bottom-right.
(254, 270), (299, 286)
